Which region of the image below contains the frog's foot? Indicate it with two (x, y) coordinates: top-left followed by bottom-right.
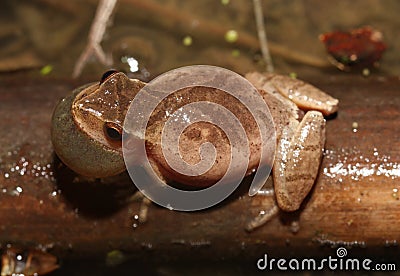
(128, 191), (151, 223)
(72, 0), (117, 77)
(273, 111), (326, 212)
(246, 72), (339, 116)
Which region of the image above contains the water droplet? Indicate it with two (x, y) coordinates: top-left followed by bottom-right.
(11, 186), (23, 196)
(351, 122), (358, 132)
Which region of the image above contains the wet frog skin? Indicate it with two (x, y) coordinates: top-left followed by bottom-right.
(51, 70), (338, 227)
(51, 76), (144, 178)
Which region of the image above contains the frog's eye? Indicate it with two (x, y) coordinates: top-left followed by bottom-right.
(104, 122), (123, 142)
(100, 69), (119, 84)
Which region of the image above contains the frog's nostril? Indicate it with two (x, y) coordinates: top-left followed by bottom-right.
(100, 69), (119, 84)
(104, 122), (122, 142)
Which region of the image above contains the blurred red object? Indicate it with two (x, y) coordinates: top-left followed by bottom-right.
(319, 26), (386, 71)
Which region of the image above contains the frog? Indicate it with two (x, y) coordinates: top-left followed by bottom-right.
(51, 70), (339, 229)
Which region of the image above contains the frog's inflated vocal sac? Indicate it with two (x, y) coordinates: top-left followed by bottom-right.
(51, 70), (338, 229)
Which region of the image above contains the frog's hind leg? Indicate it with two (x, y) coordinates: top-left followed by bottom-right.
(245, 111), (325, 231)
(273, 111), (326, 212)
(127, 159), (169, 223)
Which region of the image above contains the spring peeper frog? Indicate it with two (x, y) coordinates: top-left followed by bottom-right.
(51, 70), (338, 229)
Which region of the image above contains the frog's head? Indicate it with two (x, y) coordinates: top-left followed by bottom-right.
(51, 70), (146, 178)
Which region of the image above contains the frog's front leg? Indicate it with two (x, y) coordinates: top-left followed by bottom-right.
(246, 111), (325, 231)
(129, 192), (151, 223)
(245, 175), (278, 231)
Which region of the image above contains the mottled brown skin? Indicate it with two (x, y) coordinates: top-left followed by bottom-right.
(144, 85), (263, 187)
(52, 71), (338, 215)
(246, 72), (339, 116)
(272, 111), (326, 211)
(246, 72), (335, 212)
(72, 74), (146, 153)
(52, 72), (264, 186)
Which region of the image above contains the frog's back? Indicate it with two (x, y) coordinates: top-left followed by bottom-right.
(145, 86), (263, 187)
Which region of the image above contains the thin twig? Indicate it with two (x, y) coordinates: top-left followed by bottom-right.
(253, 0), (274, 72)
(85, 0), (330, 69)
(72, 0), (118, 78)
